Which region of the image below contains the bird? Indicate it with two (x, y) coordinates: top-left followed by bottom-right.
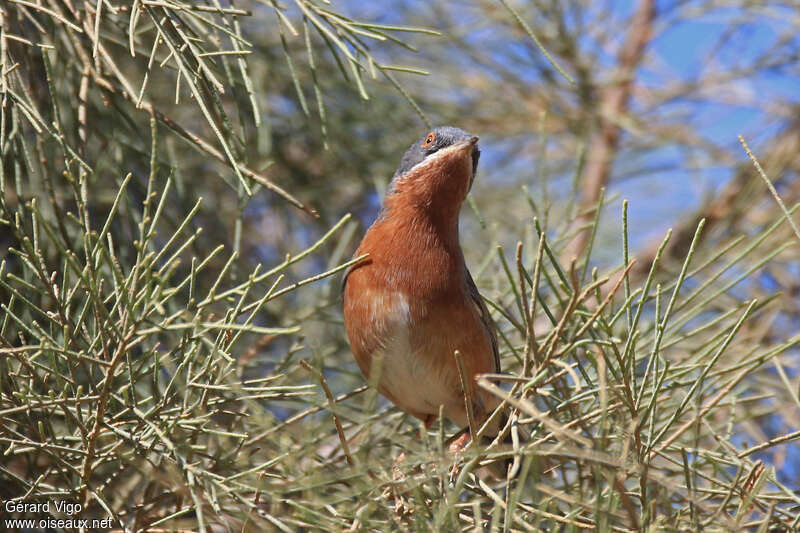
(342, 126), (501, 438)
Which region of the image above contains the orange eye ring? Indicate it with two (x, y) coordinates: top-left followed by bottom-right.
(422, 133), (435, 147)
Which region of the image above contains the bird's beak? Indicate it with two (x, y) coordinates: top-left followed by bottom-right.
(445, 136), (480, 192)
(468, 138), (480, 191)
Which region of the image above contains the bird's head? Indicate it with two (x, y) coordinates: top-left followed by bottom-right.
(385, 127), (481, 214)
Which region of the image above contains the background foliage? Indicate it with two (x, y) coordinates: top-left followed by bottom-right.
(1, 0), (799, 531)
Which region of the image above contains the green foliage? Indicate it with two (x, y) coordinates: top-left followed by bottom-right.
(2, 1), (800, 531)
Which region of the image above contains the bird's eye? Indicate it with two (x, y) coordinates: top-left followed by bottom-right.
(422, 133), (436, 147)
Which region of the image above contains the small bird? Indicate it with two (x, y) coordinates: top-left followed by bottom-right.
(343, 126), (500, 435)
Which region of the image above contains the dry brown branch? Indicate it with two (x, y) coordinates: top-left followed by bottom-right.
(563, 0), (656, 262)
(631, 117), (800, 280)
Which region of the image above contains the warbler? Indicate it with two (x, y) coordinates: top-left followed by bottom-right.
(343, 127), (500, 435)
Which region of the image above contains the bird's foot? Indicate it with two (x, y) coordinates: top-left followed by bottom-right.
(447, 430), (471, 453)
(444, 429), (472, 483)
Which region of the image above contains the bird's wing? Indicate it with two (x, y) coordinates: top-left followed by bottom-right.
(341, 263), (354, 294)
(465, 270), (500, 374)
(341, 254), (369, 295)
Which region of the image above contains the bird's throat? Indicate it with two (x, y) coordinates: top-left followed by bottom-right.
(381, 194), (461, 251)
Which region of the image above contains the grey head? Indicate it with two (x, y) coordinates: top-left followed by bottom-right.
(392, 126), (480, 181)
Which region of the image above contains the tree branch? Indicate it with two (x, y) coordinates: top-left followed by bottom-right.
(563, 0), (656, 262)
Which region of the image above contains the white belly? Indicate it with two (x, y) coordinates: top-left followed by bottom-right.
(368, 292), (456, 417)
